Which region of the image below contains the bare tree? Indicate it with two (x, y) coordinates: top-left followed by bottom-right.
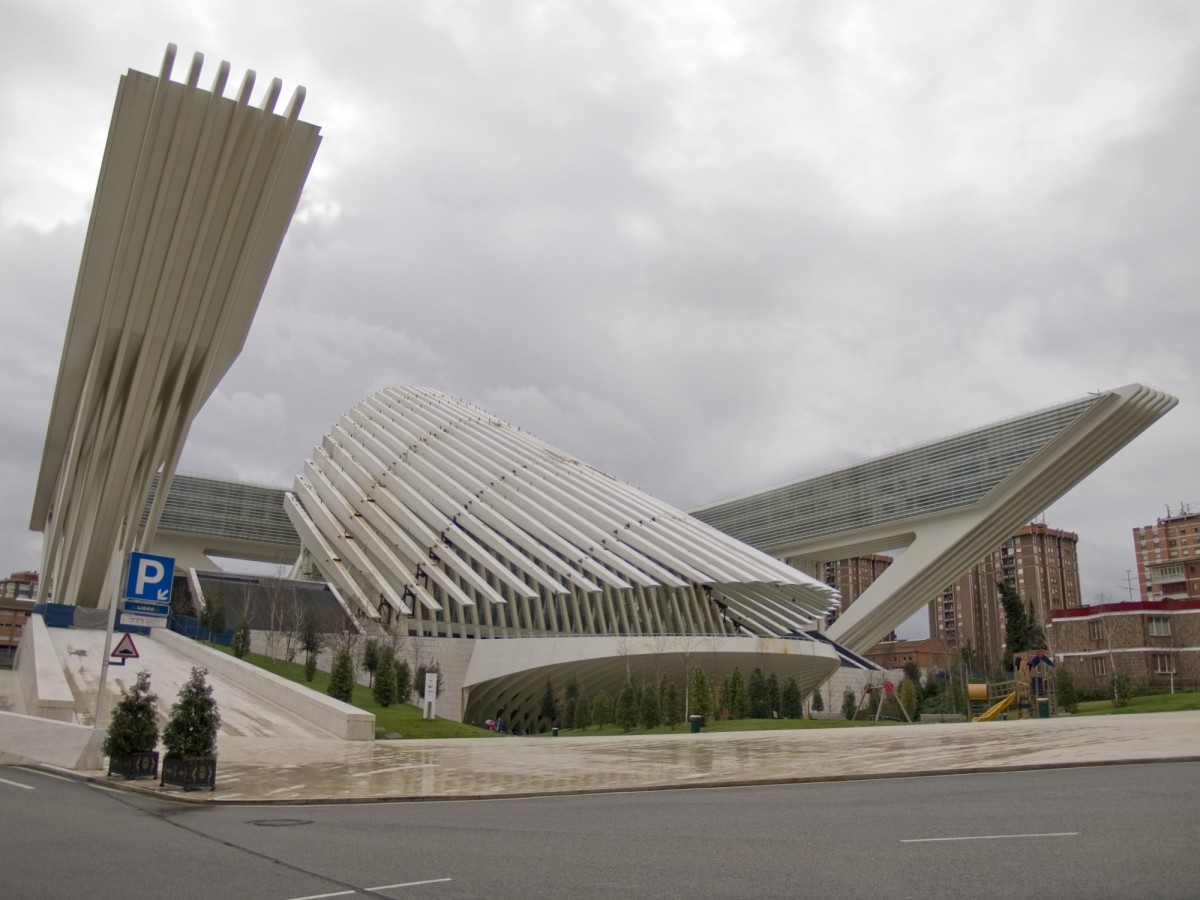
(673, 633), (702, 716)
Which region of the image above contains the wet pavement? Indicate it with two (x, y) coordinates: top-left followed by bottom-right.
(76, 710), (1200, 804)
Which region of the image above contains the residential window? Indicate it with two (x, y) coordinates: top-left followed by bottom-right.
(1089, 620), (1103, 641)
(1092, 657), (1107, 677)
(1154, 654), (1175, 674)
(1149, 617), (1171, 637)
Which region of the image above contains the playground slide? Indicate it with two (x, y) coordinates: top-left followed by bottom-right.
(972, 692), (1016, 723)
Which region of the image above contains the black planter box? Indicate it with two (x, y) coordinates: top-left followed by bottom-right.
(108, 751), (159, 780)
(160, 756), (216, 791)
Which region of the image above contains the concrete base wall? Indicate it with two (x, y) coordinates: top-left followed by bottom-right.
(155, 630), (374, 741)
(0, 710), (96, 768)
(15, 615), (78, 724)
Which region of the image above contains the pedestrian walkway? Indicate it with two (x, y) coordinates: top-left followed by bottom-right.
(75, 710), (1200, 804)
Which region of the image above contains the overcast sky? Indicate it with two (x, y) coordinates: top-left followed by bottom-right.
(3, 2), (1197, 636)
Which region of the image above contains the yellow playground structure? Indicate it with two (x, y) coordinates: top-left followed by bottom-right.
(970, 650), (1057, 722)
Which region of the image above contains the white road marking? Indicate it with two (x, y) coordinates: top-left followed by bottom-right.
(284, 877), (451, 900)
(366, 879), (452, 890)
(0, 776), (35, 790)
(902, 832), (1078, 844)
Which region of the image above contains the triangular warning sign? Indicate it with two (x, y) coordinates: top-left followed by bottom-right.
(112, 633), (139, 660)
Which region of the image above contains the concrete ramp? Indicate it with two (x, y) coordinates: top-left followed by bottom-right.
(46, 627), (345, 741)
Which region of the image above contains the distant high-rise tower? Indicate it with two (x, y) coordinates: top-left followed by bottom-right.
(928, 523), (1081, 671)
(1133, 506), (1200, 602)
(822, 554), (893, 626)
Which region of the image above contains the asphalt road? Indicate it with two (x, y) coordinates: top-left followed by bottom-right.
(2, 762), (1198, 899)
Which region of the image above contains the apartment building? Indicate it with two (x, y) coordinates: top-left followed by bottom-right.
(1133, 507), (1200, 602)
(927, 524), (1081, 671)
(0, 571), (38, 667)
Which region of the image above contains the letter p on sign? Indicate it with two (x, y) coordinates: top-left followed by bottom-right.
(135, 559), (164, 595)
(124, 552), (176, 603)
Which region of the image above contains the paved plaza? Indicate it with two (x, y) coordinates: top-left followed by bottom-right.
(5, 640), (1198, 805)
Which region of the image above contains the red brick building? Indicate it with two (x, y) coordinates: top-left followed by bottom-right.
(1047, 599), (1200, 692)
(864, 636), (956, 674)
(0, 571), (38, 667)
(1133, 508), (1200, 602)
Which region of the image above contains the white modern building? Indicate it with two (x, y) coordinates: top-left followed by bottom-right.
(284, 386), (850, 728)
(24, 48), (1178, 731)
(29, 46), (321, 612)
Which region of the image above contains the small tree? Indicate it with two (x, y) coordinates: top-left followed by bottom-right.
(162, 668), (220, 759)
(231, 616), (251, 659)
(810, 686), (825, 714)
(898, 678), (918, 719)
(574, 695), (592, 730)
(327, 646), (355, 702)
(592, 690), (613, 727)
(842, 687), (857, 721)
(767, 672), (781, 717)
(689, 666), (713, 720)
(373, 650), (398, 707)
(540, 679), (559, 727)
(780, 677), (802, 719)
(747, 668), (770, 719)
(396, 658), (412, 704)
(615, 685), (638, 732)
(639, 681), (661, 729)
(1110, 671), (1133, 708)
(660, 675), (682, 729)
(103, 670), (159, 758)
(205, 602), (227, 643)
(726, 668), (749, 719)
(299, 611), (322, 681)
(1056, 663), (1079, 713)
(304, 653), (318, 683)
(361, 639), (380, 687)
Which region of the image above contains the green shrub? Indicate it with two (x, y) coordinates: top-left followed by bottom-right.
(591, 690), (613, 727)
(231, 616), (251, 659)
(103, 669), (159, 758)
(780, 677), (802, 719)
(327, 646), (355, 702)
(615, 685), (637, 732)
(842, 687), (857, 720)
(373, 650), (397, 707)
(162, 668), (220, 759)
(639, 682), (661, 729)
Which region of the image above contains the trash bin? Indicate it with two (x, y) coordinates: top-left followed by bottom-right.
(689, 715), (702, 734)
(551, 726), (559, 736)
(1036, 697), (1050, 719)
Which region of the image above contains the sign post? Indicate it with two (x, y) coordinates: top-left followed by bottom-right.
(93, 552), (176, 729)
(423, 672), (438, 720)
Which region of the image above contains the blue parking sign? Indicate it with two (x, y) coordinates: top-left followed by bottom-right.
(125, 552), (176, 603)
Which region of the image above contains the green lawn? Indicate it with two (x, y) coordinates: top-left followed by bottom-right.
(215, 647), (498, 740)
(1071, 691), (1200, 716)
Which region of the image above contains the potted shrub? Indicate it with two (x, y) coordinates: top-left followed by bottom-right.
(161, 667), (220, 791)
(103, 669), (160, 779)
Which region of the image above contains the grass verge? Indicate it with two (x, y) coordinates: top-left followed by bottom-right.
(1071, 691), (1200, 716)
(210, 646), (497, 740)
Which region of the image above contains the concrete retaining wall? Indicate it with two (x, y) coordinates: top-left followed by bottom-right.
(0, 710), (95, 768)
(154, 629), (374, 741)
(15, 615), (78, 724)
